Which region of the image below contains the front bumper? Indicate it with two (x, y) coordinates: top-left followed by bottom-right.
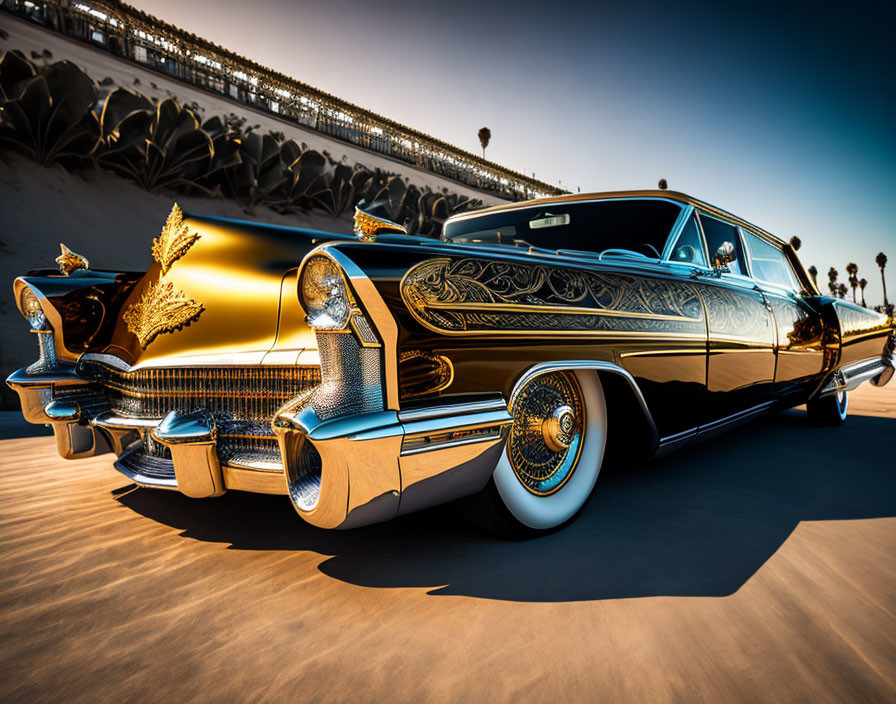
(273, 399), (511, 529)
(6, 364), (286, 497)
(8, 364), (513, 527)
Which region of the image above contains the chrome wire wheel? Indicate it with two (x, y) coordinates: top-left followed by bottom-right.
(490, 369), (607, 532)
(508, 371), (584, 496)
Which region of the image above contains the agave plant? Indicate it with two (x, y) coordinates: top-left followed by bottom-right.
(0, 52), (99, 166)
(95, 96), (213, 193)
(308, 161), (371, 217)
(212, 132), (299, 210)
(413, 190), (450, 237)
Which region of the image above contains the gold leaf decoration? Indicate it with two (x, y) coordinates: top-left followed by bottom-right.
(123, 280), (204, 348)
(152, 203), (200, 274)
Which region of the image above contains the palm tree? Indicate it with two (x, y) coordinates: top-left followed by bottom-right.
(859, 278), (868, 307)
(789, 236), (802, 251)
(827, 267), (839, 296)
(807, 265), (818, 287)
(837, 283), (848, 299)
(846, 262), (858, 303)
(876, 252), (889, 312)
(477, 127), (491, 159)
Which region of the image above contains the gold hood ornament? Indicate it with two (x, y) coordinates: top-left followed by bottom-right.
(152, 203), (201, 274)
(55, 243), (89, 275)
(122, 280), (204, 348)
(353, 205), (407, 242)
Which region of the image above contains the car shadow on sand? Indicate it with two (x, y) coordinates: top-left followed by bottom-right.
(115, 409), (896, 602)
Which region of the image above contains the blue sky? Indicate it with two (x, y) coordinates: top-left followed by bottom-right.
(133, 0), (895, 305)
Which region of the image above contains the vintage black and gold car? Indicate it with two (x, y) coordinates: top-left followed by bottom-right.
(8, 192), (895, 535)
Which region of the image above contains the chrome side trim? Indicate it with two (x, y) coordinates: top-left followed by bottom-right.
(398, 397), (507, 422)
(400, 429), (504, 456)
(510, 360), (659, 452)
(697, 401), (775, 437)
(655, 426), (698, 457)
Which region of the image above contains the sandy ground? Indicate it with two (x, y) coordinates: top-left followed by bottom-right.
(0, 382), (894, 703)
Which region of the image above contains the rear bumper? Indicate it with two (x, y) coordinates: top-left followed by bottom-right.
(273, 399), (511, 529)
(817, 353), (895, 397)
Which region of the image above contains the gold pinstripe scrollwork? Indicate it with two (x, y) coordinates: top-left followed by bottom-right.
(400, 257), (705, 337)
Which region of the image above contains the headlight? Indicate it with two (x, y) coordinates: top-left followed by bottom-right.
(19, 287), (47, 330)
(300, 256), (352, 330)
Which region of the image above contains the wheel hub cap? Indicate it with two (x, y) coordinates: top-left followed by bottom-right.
(508, 372), (584, 496)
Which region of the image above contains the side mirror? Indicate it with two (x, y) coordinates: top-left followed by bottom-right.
(714, 241), (735, 271)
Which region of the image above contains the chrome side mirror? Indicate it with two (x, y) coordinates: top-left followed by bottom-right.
(714, 241), (735, 271)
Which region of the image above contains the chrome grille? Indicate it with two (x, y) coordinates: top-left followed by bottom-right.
(98, 366), (321, 421)
(311, 332), (383, 420)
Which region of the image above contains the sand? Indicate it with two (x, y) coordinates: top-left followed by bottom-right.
(0, 382), (894, 702)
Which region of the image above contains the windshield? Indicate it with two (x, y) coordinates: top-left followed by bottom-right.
(442, 198), (684, 259)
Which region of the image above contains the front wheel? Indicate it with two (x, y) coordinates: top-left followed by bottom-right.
(807, 388), (848, 426)
(463, 370), (607, 538)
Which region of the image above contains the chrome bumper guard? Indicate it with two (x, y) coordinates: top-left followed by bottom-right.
(273, 398), (512, 529)
(6, 365), (274, 498)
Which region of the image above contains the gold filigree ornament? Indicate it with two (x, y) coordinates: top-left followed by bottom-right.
(353, 206), (407, 241)
(152, 203), (200, 274)
(55, 243), (89, 275)
(123, 280), (204, 348)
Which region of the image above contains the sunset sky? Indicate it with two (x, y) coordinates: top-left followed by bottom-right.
(133, 0), (895, 305)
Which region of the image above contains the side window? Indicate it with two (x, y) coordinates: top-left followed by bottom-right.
(698, 213), (746, 276)
(668, 214), (708, 267)
(742, 230), (800, 291)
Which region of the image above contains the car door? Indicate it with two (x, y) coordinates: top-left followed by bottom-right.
(694, 212), (776, 425)
(740, 228), (826, 397)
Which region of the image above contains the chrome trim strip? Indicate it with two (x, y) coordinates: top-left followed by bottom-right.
(400, 429), (504, 456)
(398, 397), (507, 422)
(658, 427), (698, 446)
(92, 411), (161, 429)
(660, 204), (696, 262)
(698, 401), (775, 435)
(78, 353), (131, 371)
(79, 351), (305, 372)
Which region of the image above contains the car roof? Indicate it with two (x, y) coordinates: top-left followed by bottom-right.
(445, 190), (787, 248)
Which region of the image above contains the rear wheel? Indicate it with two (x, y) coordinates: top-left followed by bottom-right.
(463, 370), (607, 538)
(807, 388), (848, 426)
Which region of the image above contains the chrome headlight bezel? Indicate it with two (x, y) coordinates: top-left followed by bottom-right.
(19, 286), (47, 331)
(299, 255), (353, 330)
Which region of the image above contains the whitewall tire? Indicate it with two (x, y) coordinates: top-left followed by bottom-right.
(465, 369), (607, 536)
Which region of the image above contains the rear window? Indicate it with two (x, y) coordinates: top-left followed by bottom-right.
(443, 199), (683, 258)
